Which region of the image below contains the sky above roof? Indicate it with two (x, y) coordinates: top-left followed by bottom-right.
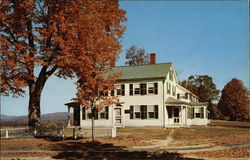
(1, 1), (249, 116)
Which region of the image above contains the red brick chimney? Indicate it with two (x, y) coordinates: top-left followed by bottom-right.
(150, 53), (156, 64)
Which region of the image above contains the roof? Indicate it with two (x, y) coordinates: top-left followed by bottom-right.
(110, 63), (172, 80)
(176, 85), (199, 98)
(165, 97), (207, 106)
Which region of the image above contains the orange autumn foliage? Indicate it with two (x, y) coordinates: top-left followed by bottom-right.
(0, 0), (126, 127)
(218, 78), (249, 121)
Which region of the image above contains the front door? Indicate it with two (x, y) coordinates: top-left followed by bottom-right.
(115, 108), (122, 127)
(173, 108), (180, 124)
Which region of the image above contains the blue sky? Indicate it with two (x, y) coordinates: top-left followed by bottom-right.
(1, 1), (249, 116)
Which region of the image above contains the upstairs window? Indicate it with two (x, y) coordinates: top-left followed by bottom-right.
(172, 86), (176, 96)
(167, 83), (171, 94)
(148, 83), (158, 95)
(134, 84), (140, 95)
(130, 105), (158, 119)
(116, 84), (125, 96)
(177, 93), (180, 99)
(169, 71), (173, 81)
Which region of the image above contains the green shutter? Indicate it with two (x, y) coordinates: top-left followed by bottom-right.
(140, 83), (147, 95)
(155, 105), (158, 119)
(129, 84), (133, 96)
(154, 83), (158, 94)
(105, 106), (109, 119)
(82, 107), (86, 120)
(191, 107), (194, 119)
(140, 105), (147, 119)
(121, 84), (125, 96)
(130, 106), (134, 119)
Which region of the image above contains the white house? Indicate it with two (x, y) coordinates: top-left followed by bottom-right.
(65, 54), (209, 128)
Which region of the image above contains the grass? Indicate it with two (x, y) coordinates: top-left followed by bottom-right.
(210, 120), (250, 127)
(117, 127), (171, 140)
(171, 120), (250, 146)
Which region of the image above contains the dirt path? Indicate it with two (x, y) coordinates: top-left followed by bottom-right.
(131, 128), (250, 153)
(132, 129), (175, 149)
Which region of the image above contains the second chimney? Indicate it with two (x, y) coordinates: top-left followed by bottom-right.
(150, 53), (156, 64)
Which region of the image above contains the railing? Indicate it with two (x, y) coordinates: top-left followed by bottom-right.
(0, 127), (32, 139)
(72, 127), (116, 139)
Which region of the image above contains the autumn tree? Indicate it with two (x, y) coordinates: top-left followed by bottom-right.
(182, 75), (220, 102)
(218, 78), (249, 121)
(181, 75), (221, 119)
(0, 0), (126, 128)
(125, 45), (150, 66)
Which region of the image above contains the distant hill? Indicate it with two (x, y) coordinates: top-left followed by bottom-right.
(0, 112), (72, 125)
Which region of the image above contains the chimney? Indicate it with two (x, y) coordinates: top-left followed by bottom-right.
(150, 53), (156, 64)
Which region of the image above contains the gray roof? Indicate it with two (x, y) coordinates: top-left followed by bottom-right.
(165, 97), (207, 106)
(110, 63), (172, 80)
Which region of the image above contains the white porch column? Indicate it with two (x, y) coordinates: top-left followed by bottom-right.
(79, 106), (82, 127)
(67, 106), (71, 127)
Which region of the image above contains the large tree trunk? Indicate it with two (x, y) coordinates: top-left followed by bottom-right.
(28, 77), (47, 128)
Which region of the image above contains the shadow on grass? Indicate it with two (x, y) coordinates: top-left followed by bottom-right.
(47, 139), (203, 160)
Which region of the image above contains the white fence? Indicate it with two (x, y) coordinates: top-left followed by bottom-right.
(72, 127), (116, 139)
(0, 128), (32, 139)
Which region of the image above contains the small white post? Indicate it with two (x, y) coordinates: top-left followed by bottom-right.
(111, 127), (116, 138)
(5, 130), (8, 138)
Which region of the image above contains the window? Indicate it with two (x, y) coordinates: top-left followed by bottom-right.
(116, 84), (125, 96)
(84, 107), (109, 120)
(134, 105), (141, 118)
(130, 105), (158, 119)
(100, 106), (109, 119)
(185, 93), (188, 99)
(169, 71), (173, 81)
(148, 83), (158, 94)
(177, 93), (180, 99)
(134, 84), (140, 95)
(172, 86), (176, 96)
(188, 107), (194, 119)
(195, 113), (200, 118)
(167, 83), (171, 94)
(148, 105), (158, 119)
(148, 83), (154, 94)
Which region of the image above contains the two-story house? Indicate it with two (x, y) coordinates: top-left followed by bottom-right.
(65, 54), (209, 128)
